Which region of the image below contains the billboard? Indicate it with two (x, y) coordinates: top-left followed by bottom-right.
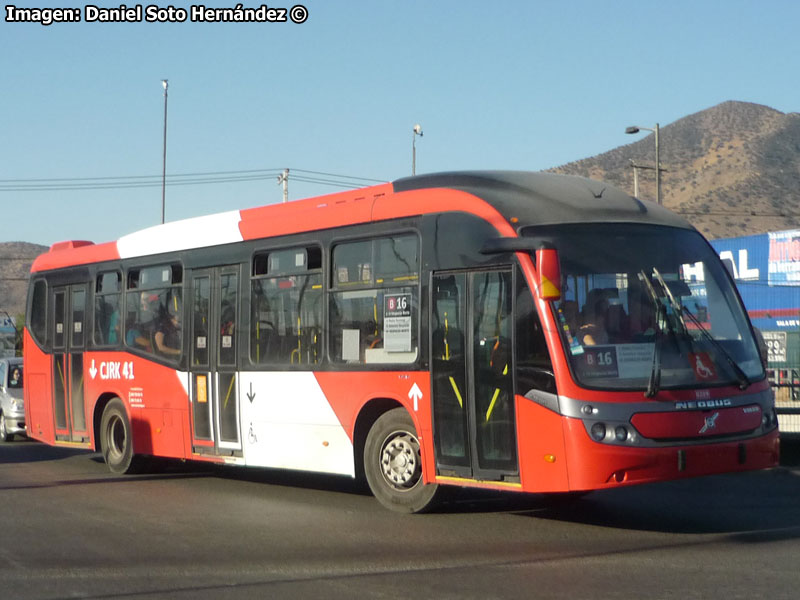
(768, 229), (800, 285)
(710, 230), (800, 331)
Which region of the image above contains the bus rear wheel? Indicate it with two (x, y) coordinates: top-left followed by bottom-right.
(364, 408), (439, 513)
(100, 398), (139, 474)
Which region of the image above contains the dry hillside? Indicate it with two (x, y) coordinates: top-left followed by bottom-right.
(0, 241), (48, 318)
(551, 101), (800, 239)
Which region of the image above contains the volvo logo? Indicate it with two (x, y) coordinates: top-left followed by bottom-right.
(699, 412), (720, 434)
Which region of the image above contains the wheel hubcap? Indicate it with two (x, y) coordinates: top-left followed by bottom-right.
(380, 431), (422, 490)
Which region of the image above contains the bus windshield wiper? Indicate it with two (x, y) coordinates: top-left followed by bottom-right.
(651, 268), (688, 336)
(680, 305), (751, 390)
(638, 270), (663, 398)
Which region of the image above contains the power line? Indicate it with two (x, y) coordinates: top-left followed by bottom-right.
(0, 173), (282, 192)
(0, 168), (282, 183)
(290, 168), (386, 183)
(0, 167), (388, 193)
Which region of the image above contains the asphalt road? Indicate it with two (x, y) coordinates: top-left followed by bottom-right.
(1, 438), (800, 599)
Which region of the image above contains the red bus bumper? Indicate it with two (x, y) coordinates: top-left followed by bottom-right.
(563, 421), (780, 491)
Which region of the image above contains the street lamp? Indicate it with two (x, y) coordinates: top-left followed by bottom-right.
(625, 123), (661, 205)
(412, 123), (423, 175)
(161, 79), (169, 224)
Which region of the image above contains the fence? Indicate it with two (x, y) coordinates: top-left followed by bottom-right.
(768, 368), (800, 434)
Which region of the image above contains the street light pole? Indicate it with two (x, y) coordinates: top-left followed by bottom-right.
(625, 123), (661, 205)
(412, 124), (423, 175)
(161, 79), (169, 224)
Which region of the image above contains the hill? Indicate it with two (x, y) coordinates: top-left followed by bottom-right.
(0, 242), (48, 319)
(551, 101), (800, 239)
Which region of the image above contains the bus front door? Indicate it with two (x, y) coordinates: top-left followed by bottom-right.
(431, 270), (518, 481)
(51, 284), (89, 443)
(188, 266), (242, 458)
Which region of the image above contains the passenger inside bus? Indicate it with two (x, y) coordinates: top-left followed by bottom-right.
(126, 293), (155, 351)
(107, 306), (121, 345)
(579, 292), (610, 346)
(154, 304), (181, 357)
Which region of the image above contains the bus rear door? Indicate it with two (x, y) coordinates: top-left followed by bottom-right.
(51, 284), (89, 443)
(431, 269), (518, 481)
(189, 266), (242, 458)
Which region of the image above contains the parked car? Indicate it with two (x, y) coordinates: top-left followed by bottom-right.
(0, 357), (24, 442)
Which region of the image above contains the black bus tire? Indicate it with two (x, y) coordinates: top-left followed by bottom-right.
(364, 407), (440, 513)
(99, 398), (138, 474)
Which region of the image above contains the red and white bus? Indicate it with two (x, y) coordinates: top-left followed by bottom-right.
(24, 171), (779, 512)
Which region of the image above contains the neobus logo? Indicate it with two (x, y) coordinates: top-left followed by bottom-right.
(675, 399), (732, 410)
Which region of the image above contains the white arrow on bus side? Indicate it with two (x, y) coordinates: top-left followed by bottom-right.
(408, 382), (423, 411)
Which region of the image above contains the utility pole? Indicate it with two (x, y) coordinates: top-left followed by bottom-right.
(629, 160), (667, 200)
(278, 168), (289, 203)
(654, 123), (661, 205)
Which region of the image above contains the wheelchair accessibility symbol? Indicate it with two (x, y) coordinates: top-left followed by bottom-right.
(689, 352), (717, 381)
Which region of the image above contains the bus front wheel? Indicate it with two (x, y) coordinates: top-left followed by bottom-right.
(100, 398), (138, 474)
(364, 408), (439, 513)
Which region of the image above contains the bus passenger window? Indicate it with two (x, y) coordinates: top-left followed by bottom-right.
(250, 246), (322, 366)
(29, 279), (47, 346)
(124, 265), (183, 362)
(94, 271), (121, 346)
(329, 234), (419, 365)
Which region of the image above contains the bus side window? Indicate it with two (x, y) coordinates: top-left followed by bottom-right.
(250, 246), (323, 366)
(94, 271), (122, 346)
(329, 234), (419, 365)
(515, 273), (555, 394)
(29, 279), (47, 347)
(124, 265), (183, 361)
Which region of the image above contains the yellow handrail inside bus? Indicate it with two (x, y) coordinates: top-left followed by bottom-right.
(223, 374), (235, 409)
(448, 376), (463, 408)
(291, 316), (302, 364)
(485, 365), (509, 422)
(56, 357), (66, 394)
(486, 388), (501, 422)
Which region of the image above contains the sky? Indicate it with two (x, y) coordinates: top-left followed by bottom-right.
(2, 0), (799, 247)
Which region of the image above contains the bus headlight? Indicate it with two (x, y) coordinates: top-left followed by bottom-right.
(615, 426), (629, 442)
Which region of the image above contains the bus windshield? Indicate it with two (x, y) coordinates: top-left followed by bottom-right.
(522, 223), (764, 391)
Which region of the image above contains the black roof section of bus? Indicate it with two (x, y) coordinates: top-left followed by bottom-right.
(393, 170), (694, 232)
